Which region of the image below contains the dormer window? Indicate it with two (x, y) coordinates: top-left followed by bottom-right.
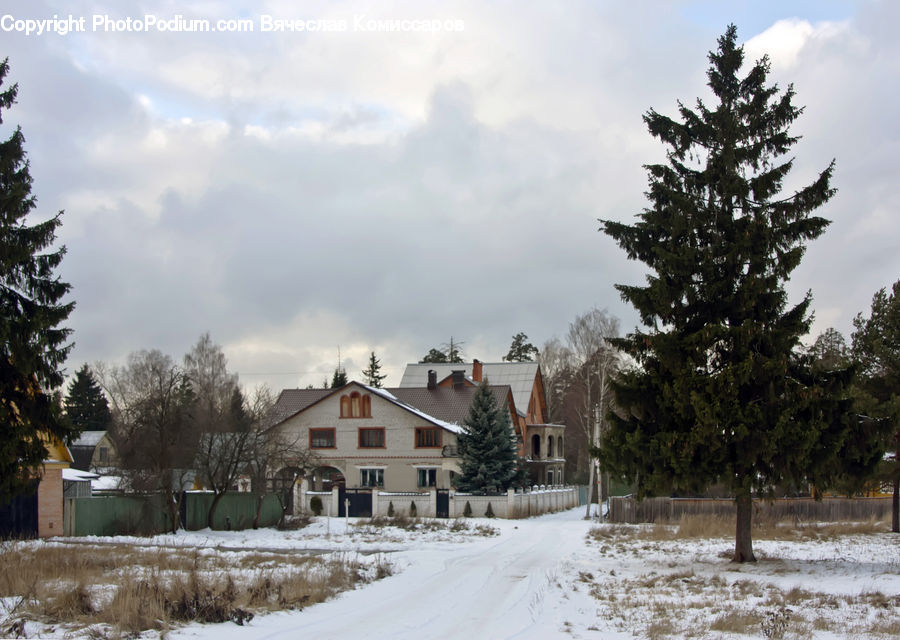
(340, 391), (372, 418)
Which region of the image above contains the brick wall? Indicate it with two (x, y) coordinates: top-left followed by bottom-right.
(38, 465), (65, 537)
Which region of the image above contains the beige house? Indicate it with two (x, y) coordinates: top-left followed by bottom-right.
(270, 360), (565, 493)
(269, 382), (475, 492)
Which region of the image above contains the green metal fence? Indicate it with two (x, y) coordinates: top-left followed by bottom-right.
(64, 492), (285, 537)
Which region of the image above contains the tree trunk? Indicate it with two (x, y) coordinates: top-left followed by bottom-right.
(585, 456), (595, 519)
(207, 490), (226, 529)
(892, 478), (899, 534)
(253, 493), (264, 529)
(733, 490), (756, 563)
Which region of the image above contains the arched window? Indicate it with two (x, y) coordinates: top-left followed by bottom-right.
(558, 436), (563, 456)
(531, 434), (541, 459)
(547, 435), (554, 458)
(340, 392), (372, 418)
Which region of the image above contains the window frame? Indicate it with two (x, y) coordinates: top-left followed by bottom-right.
(415, 427), (442, 449)
(417, 467), (438, 488)
(358, 427), (386, 449)
(309, 428), (336, 449)
(360, 468), (384, 487)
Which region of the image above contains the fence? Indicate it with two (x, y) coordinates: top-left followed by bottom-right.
(608, 496), (894, 524)
(64, 492), (284, 536)
(298, 483), (584, 519)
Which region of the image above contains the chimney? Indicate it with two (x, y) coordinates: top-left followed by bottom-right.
(451, 369), (465, 389)
(472, 359), (483, 383)
(427, 370), (437, 390)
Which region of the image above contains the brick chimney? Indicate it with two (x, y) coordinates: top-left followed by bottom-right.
(472, 359), (483, 383)
(427, 370), (437, 390)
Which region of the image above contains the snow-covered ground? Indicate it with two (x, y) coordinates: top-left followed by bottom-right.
(11, 507), (900, 638)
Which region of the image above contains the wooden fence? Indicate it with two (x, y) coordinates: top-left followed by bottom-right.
(608, 496), (893, 524)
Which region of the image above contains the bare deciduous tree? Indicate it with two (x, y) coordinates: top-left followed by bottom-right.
(97, 350), (198, 533)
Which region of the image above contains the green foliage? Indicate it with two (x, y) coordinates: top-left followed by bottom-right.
(420, 337), (464, 364)
(330, 367), (348, 388)
(485, 502), (495, 518)
(852, 281), (900, 510)
(597, 27), (848, 557)
(503, 332), (539, 362)
(387, 501), (394, 517)
(65, 364), (112, 433)
(309, 495), (323, 516)
(0, 58), (75, 502)
(454, 380), (519, 493)
(361, 351), (386, 388)
(463, 501), (472, 517)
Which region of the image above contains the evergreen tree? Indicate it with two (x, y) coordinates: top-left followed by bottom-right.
(64, 364), (112, 432)
(503, 332), (539, 362)
(809, 328), (850, 371)
(852, 281), (900, 530)
(454, 379), (519, 493)
(597, 26), (849, 562)
(361, 351), (387, 388)
(330, 367), (348, 388)
(420, 348), (448, 364)
(0, 58), (75, 502)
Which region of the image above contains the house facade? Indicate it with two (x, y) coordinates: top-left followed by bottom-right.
(269, 383), (469, 493)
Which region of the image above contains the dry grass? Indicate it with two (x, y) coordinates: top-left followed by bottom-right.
(0, 541), (392, 636)
(708, 609), (762, 634)
(356, 516), (498, 537)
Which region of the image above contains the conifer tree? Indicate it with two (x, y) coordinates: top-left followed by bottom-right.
(362, 351), (387, 387)
(597, 26), (849, 562)
(64, 364), (112, 432)
(503, 332), (539, 362)
(0, 58), (75, 502)
(852, 281), (900, 530)
(455, 379), (518, 493)
(330, 367), (348, 388)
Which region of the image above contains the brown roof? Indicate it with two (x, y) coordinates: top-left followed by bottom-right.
(271, 388), (332, 425)
(388, 385), (513, 426)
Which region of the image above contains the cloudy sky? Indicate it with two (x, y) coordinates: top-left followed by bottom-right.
(3, 0), (898, 391)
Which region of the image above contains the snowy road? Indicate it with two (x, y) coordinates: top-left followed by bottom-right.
(170, 508), (593, 640)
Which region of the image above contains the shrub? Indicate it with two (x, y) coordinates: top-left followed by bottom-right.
(463, 501), (472, 517)
(409, 501), (417, 517)
(387, 501), (395, 517)
(485, 502), (495, 518)
(309, 496), (323, 516)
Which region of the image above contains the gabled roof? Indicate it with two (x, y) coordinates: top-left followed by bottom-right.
(71, 430), (107, 448)
(388, 385), (513, 426)
(271, 381), (464, 433)
(399, 362), (541, 416)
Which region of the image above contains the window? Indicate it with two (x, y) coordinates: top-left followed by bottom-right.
(98, 446), (109, 464)
(547, 469), (554, 485)
(340, 392), (372, 418)
(310, 428), (335, 449)
(358, 427), (385, 448)
(415, 427), (442, 448)
(360, 468), (384, 487)
(547, 436), (554, 458)
(417, 468), (437, 487)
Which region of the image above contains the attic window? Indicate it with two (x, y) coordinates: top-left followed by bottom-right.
(340, 392), (371, 418)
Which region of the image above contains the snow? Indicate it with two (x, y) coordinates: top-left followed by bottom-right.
(13, 508), (900, 638)
(62, 468), (98, 481)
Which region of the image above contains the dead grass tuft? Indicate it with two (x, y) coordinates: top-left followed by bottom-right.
(708, 609), (761, 634)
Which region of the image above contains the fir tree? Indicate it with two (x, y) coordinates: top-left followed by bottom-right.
(597, 26), (849, 562)
(852, 281), (900, 530)
(455, 379), (518, 493)
(64, 364), (112, 432)
(330, 367), (348, 388)
(362, 351), (387, 388)
(0, 58), (75, 502)
(503, 332), (539, 362)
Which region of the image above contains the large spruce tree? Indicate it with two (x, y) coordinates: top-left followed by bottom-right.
(65, 364), (112, 432)
(455, 380), (519, 493)
(597, 27), (848, 562)
(0, 58), (75, 502)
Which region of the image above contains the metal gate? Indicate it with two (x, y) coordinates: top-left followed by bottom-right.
(0, 482), (39, 538)
(436, 489), (450, 518)
(338, 487), (372, 517)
